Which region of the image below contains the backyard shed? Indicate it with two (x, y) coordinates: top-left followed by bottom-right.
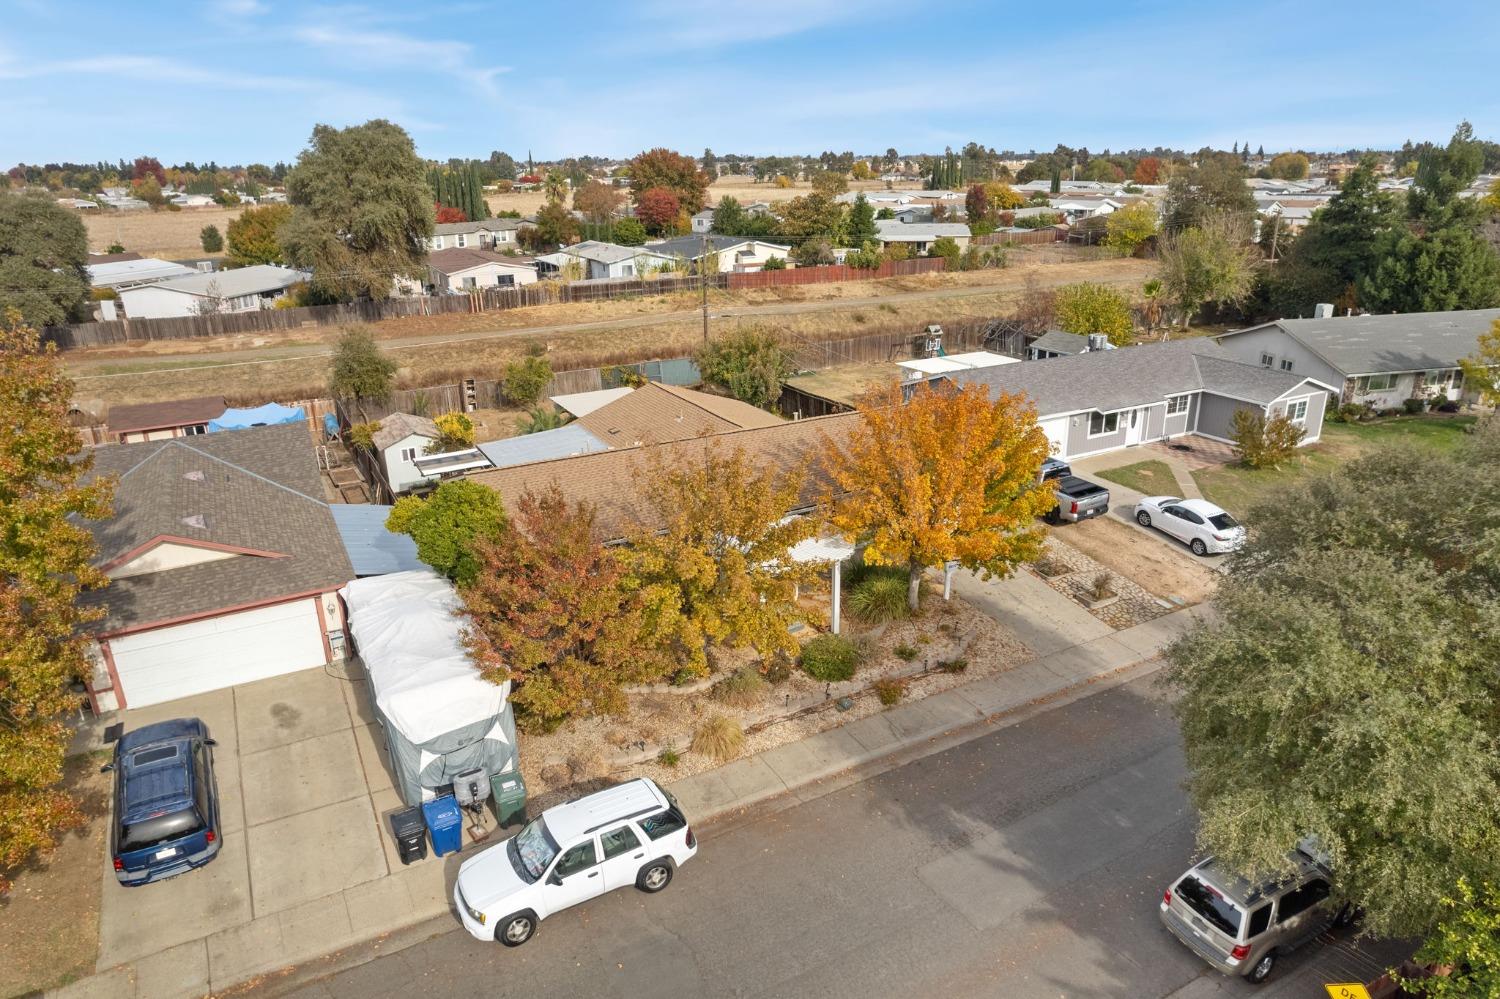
(341, 571), (518, 807)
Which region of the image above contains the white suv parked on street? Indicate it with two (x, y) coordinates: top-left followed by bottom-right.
(454, 778), (697, 946)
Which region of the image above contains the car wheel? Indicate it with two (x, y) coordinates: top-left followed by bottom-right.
(497, 911), (537, 947)
(637, 859), (674, 893)
(1136, 510), (1152, 527)
(1190, 538), (1208, 557)
(1244, 950), (1275, 984)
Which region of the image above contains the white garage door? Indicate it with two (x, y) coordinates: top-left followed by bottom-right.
(109, 599), (327, 708)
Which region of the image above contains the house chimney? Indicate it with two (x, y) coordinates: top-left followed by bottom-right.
(1087, 333), (1108, 352)
(1313, 303), (1335, 319)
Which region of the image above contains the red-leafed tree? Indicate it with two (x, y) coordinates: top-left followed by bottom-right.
(635, 186), (681, 236)
(435, 203), (467, 223)
(627, 148), (710, 212)
(131, 156), (166, 185)
(459, 486), (673, 731)
(965, 184), (990, 225)
(1133, 157), (1162, 185)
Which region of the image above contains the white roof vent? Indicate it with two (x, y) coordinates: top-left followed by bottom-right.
(183, 470), (205, 481)
(180, 514), (206, 530)
(1313, 303), (1335, 319)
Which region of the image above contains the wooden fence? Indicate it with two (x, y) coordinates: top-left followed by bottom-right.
(43, 274), (726, 350)
(726, 257), (945, 289)
(971, 228), (1066, 247)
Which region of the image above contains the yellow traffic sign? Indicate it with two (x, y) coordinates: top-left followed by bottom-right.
(1325, 985), (1372, 999)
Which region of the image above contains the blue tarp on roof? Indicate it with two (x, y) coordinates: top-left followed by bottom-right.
(476, 424), (612, 469)
(207, 402), (305, 432)
(329, 505), (423, 577)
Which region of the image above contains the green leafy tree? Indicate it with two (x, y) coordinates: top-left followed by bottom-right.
(1229, 410), (1304, 468)
(710, 196), (746, 236)
(623, 446), (816, 678)
(522, 200), (582, 251)
(1166, 425), (1500, 941)
(1054, 282), (1134, 345)
(1403, 879), (1500, 998)
(0, 192), (89, 328)
(225, 203), (291, 266)
(927, 236), (961, 269)
(760, 254), (787, 270)
(428, 411), (476, 453)
(627, 148), (710, 212)
(695, 327), (794, 408)
(613, 217), (647, 246)
(1266, 152), (1310, 180)
(811, 170), (848, 197)
(774, 192), (844, 246)
(280, 119), (434, 300)
(199, 224), (223, 253)
(846, 193), (877, 245)
(386, 479), (506, 586)
(1103, 202), (1158, 256)
(461, 486), (671, 731)
(1156, 213), (1259, 327)
(0, 310), (113, 891)
(1361, 225), (1500, 314)
(1162, 154), (1256, 235)
(1459, 318), (1500, 404)
(502, 354), (553, 406)
(328, 326), (397, 408)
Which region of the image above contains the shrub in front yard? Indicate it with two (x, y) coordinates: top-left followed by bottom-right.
(894, 643), (918, 661)
(657, 746), (681, 768)
(712, 667), (768, 708)
(1089, 572), (1116, 601)
(846, 567), (913, 622)
(1402, 397), (1428, 415)
(873, 677), (907, 706)
(937, 657), (968, 673)
(1230, 410), (1305, 469)
(800, 634), (863, 682)
(690, 715), (744, 762)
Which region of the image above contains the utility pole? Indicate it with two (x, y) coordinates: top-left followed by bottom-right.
(701, 231), (710, 345)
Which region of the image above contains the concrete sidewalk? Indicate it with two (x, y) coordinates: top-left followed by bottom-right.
(52, 602), (1212, 999)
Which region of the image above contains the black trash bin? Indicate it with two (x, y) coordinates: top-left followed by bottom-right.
(390, 805), (428, 865)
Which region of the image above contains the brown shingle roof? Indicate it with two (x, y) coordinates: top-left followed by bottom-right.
(371, 413), (439, 452)
(82, 423), (354, 633)
(108, 395), (227, 434)
(427, 247), (537, 276)
(575, 383), (782, 447)
(470, 412), (860, 540)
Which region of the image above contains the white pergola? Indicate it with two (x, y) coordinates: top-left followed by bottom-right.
(788, 533), (857, 634)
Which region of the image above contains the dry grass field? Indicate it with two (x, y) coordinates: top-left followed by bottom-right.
(483, 174), (922, 216)
(83, 205), (246, 259)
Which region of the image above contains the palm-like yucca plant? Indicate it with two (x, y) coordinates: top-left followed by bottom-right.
(515, 406), (569, 435)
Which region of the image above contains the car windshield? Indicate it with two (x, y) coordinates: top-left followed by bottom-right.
(120, 808), (203, 852)
(1208, 512), (1239, 530)
(1176, 874), (1243, 937)
(509, 817), (560, 882)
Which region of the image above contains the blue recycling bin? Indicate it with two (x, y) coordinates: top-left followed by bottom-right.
(421, 796), (463, 857)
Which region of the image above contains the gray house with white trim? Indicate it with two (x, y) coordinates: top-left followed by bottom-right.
(1216, 309), (1499, 409)
(946, 340), (1336, 461)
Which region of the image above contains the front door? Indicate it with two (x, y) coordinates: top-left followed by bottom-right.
(1124, 407), (1143, 446)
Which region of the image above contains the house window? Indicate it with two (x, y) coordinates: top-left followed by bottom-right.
(1260, 353), (1274, 368)
(184, 424), (207, 435)
(497, 274), (515, 287)
(1165, 394), (1190, 416)
(1358, 373), (1396, 393)
(1279, 358), (1294, 372)
(400, 447), (417, 462)
(1088, 412), (1119, 437)
(456, 234), (467, 248)
(432, 236), (444, 250)
(1285, 399), (1309, 426)
(461, 276), (477, 289)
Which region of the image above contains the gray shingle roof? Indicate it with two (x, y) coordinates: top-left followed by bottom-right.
(1222, 309), (1500, 376)
(949, 340), (1318, 417)
(874, 221), (971, 240)
(433, 218), (524, 236)
(82, 424), (353, 633)
(1027, 330), (1091, 356)
(561, 241), (674, 265)
(371, 413), (438, 452)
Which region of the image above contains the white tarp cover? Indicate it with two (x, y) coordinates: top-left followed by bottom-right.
(341, 570), (509, 744)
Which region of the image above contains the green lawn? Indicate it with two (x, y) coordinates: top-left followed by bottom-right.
(1095, 459), (1183, 496)
(1191, 415), (1477, 513)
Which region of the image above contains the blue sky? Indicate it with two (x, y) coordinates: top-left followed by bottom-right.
(2, 0), (1498, 165)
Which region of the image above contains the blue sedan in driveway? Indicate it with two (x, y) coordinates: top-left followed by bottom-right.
(103, 718), (222, 886)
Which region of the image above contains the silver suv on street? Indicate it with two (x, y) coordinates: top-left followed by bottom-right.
(1158, 846), (1352, 984)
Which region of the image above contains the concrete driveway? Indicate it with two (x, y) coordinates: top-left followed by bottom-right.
(95, 664), (446, 970)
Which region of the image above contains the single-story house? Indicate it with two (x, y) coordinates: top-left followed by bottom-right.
(427, 247), (538, 291)
(1215, 308), (1500, 409)
(1027, 329), (1093, 360)
(644, 235), (792, 273)
(87, 256), (200, 290)
(371, 413), (439, 494)
(169, 193), (216, 208)
(477, 422), (613, 469)
(691, 201), (771, 233)
(117, 264), (308, 318)
(550, 386), (634, 417)
(80, 423), (354, 711)
(1049, 197), (1123, 221)
(571, 382), (784, 448)
(108, 395), (227, 442)
(428, 217), (529, 251)
(549, 241), (676, 280)
(873, 221), (971, 253)
(896, 351), (1019, 383)
(946, 340), (1337, 461)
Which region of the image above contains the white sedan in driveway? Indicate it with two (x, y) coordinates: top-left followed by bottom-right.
(1134, 496), (1246, 556)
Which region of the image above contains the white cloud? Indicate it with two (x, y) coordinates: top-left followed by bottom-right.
(291, 15), (510, 99)
(634, 0), (897, 48)
(213, 0), (267, 16)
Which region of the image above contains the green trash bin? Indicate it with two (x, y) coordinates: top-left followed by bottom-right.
(491, 772), (527, 828)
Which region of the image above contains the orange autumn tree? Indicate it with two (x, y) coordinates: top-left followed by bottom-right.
(0, 309), (113, 891)
(822, 380), (1054, 611)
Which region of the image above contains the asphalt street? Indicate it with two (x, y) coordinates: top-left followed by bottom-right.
(264, 677), (1406, 999)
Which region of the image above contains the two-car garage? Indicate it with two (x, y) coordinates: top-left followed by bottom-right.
(101, 598), (333, 710)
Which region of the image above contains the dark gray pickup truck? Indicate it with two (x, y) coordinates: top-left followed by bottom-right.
(1040, 458), (1111, 524)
